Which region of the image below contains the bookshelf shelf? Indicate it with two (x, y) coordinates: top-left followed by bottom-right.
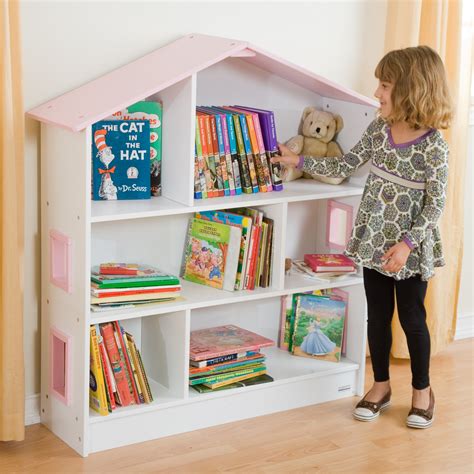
(29, 33), (375, 456)
(89, 275), (364, 325)
(90, 179), (364, 223)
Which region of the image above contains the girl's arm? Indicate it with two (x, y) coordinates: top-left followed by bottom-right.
(272, 119), (378, 179)
(402, 140), (449, 250)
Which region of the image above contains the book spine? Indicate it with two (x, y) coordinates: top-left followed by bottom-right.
(204, 114), (223, 197)
(123, 330), (145, 404)
(189, 366), (266, 385)
(251, 113), (273, 191)
(96, 325), (116, 410)
(204, 370), (267, 389)
(244, 113), (267, 192)
(232, 115), (253, 193)
(195, 118), (208, 199)
(197, 114), (216, 197)
(194, 144), (202, 199)
(126, 332), (151, 404)
(215, 113), (235, 195)
(223, 112), (243, 195)
(189, 351), (257, 367)
(238, 114), (259, 193)
(89, 326), (109, 416)
(135, 344), (153, 402)
(268, 112), (284, 191)
(209, 114), (230, 196)
(113, 321), (139, 404)
(100, 323), (132, 406)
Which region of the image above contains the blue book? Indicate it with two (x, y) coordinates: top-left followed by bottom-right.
(92, 120), (151, 200)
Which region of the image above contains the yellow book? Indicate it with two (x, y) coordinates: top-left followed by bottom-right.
(89, 326), (109, 416)
(203, 370), (267, 389)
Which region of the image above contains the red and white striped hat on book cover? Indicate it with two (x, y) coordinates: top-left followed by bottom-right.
(94, 129), (109, 152)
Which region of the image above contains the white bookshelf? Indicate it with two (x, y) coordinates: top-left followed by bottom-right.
(29, 34), (376, 456)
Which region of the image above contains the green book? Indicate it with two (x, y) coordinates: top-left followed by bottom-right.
(191, 374), (274, 393)
(189, 365), (266, 386)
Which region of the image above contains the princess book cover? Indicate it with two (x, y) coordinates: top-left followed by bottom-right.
(92, 120), (150, 200)
(189, 324), (274, 361)
(292, 294), (346, 362)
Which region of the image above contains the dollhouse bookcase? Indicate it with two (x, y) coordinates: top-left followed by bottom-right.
(27, 33), (377, 456)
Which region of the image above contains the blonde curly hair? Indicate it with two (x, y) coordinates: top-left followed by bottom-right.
(375, 45), (453, 130)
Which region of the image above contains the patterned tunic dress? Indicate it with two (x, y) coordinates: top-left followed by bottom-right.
(300, 118), (449, 281)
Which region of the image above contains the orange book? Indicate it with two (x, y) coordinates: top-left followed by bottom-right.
(202, 113), (223, 197)
(96, 326), (116, 410)
(197, 113), (217, 197)
(100, 323), (132, 407)
(113, 321), (140, 405)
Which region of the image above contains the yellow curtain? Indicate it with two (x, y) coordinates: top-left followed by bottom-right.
(0, 0), (25, 440)
(384, 0), (472, 358)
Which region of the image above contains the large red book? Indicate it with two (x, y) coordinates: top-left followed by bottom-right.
(189, 324), (274, 362)
(303, 253), (356, 273)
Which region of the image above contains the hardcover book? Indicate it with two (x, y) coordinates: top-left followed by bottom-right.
(92, 120), (151, 200)
(182, 218), (242, 291)
(189, 324), (274, 361)
(291, 294), (346, 362)
(303, 253), (356, 272)
(191, 373), (273, 393)
(91, 265), (180, 288)
(110, 101), (163, 196)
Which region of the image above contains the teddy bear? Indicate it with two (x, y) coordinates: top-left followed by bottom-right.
(283, 107), (345, 185)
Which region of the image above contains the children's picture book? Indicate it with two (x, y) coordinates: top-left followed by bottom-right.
(110, 101), (163, 196)
(92, 120), (151, 200)
(182, 218), (242, 291)
(303, 253), (356, 272)
(291, 294), (346, 362)
(189, 324), (274, 361)
(89, 325), (109, 415)
(191, 373), (273, 393)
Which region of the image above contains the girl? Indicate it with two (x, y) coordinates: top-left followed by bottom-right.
(271, 45), (452, 429)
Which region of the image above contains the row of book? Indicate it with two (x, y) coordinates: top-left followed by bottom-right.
(194, 106), (283, 199)
(182, 208), (274, 292)
(279, 288), (348, 363)
(189, 325), (275, 393)
(92, 100), (163, 200)
(90, 321), (153, 416)
(91, 263), (181, 312)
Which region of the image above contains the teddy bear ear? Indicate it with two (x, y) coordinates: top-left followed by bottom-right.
(334, 114), (344, 133)
(302, 106), (316, 121)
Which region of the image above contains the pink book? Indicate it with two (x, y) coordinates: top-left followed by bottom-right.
(190, 324), (274, 361)
(303, 253), (355, 272)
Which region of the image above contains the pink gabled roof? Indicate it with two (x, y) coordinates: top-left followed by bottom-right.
(27, 33), (376, 132)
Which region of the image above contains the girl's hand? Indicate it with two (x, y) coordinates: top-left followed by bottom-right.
(270, 143), (300, 168)
(381, 241), (411, 273)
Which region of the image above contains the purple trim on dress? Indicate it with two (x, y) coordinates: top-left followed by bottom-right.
(297, 155), (305, 170)
(403, 235), (415, 250)
(371, 163), (426, 184)
(387, 126), (435, 149)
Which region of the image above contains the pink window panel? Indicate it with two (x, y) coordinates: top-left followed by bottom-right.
(326, 200), (353, 251)
(49, 229), (73, 293)
(50, 327), (72, 406)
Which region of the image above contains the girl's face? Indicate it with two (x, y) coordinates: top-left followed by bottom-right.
(374, 80), (393, 118)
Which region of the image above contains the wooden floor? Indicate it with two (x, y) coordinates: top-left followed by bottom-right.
(1, 339), (472, 473)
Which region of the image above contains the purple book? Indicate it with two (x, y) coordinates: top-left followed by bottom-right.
(234, 106), (283, 190)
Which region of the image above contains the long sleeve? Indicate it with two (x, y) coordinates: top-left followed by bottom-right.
(301, 119), (378, 179)
(403, 141), (449, 249)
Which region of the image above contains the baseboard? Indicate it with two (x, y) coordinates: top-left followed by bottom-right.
(455, 312), (474, 340)
(25, 393), (40, 426)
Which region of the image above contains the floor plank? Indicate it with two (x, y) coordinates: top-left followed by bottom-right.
(1, 338), (472, 473)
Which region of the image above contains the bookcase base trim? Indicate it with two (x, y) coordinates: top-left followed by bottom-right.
(87, 370), (358, 455)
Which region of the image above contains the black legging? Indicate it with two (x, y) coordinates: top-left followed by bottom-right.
(363, 267), (430, 390)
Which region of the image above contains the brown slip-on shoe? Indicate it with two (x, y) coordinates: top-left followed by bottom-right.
(353, 388), (392, 422)
(406, 388), (435, 429)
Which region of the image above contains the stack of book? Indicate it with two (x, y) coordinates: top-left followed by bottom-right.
(278, 289), (348, 363)
(90, 263), (181, 312)
(194, 105), (283, 199)
(290, 254), (357, 282)
(181, 208), (274, 291)
(90, 321), (153, 416)
(189, 325), (275, 393)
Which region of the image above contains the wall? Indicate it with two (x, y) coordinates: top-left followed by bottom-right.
(20, 0), (387, 403)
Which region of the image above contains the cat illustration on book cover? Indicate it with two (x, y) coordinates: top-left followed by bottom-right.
(95, 129), (118, 200)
